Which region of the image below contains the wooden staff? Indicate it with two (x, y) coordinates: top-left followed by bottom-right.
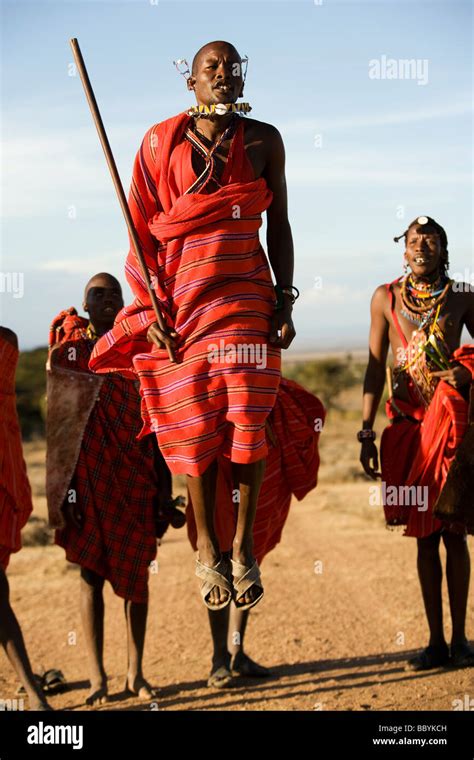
(386, 365), (393, 398)
(69, 37), (175, 363)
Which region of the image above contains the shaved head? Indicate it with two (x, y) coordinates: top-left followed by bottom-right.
(84, 272), (121, 301)
(191, 40), (241, 75)
(82, 273), (123, 335)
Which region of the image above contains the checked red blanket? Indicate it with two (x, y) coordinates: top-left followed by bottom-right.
(48, 309), (158, 603)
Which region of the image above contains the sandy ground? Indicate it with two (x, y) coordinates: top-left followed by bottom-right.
(1, 409), (474, 712)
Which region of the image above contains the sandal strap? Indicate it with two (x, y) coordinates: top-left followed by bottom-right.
(195, 557), (232, 601)
(231, 559), (262, 599)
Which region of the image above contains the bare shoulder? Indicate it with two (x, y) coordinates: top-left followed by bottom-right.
(372, 283), (389, 304)
(370, 283), (391, 319)
(0, 326), (18, 348)
(242, 118), (283, 144)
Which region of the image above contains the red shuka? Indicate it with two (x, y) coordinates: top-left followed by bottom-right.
(381, 345), (474, 537)
(89, 112), (281, 476)
(186, 378), (326, 564)
(0, 334), (33, 570)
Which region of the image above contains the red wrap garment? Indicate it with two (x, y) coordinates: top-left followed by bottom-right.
(380, 282), (474, 537)
(186, 378), (325, 563)
(0, 334), (33, 570)
(49, 310), (158, 603)
(89, 112), (281, 476)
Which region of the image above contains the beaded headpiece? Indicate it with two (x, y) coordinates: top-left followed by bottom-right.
(173, 55), (249, 84)
(393, 216), (447, 247)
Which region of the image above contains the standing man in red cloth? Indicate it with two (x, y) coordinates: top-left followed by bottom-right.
(47, 273), (161, 705)
(90, 41), (296, 612)
(360, 216), (474, 671)
(186, 378), (325, 687)
(0, 326), (51, 709)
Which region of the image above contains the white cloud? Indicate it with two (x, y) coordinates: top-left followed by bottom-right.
(286, 161), (471, 187)
(1, 122), (146, 219)
(279, 101), (473, 136)
(300, 283), (373, 306)
(38, 254), (125, 275)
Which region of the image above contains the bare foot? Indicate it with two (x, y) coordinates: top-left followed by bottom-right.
(125, 674), (157, 700)
(231, 651), (271, 678)
(28, 695), (53, 711)
(207, 651), (233, 689)
(85, 679), (109, 706)
(450, 640), (474, 668)
(231, 549), (264, 607)
(196, 544), (232, 608)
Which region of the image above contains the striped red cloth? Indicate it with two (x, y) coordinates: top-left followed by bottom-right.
(380, 344), (474, 537)
(49, 310), (158, 603)
(186, 378), (325, 564)
(89, 112), (281, 476)
(0, 334), (33, 570)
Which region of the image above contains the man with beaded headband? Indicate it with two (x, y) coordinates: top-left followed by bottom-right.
(90, 41), (296, 614)
(360, 216), (474, 671)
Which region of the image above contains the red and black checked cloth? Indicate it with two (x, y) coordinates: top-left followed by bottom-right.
(51, 309), (158, 602)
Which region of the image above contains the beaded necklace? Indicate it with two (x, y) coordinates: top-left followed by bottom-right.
(400, 273), (452, 327)
(184, 113), (240, 194)
(85, 323), (99, 342)
(395, 275), (453, 404)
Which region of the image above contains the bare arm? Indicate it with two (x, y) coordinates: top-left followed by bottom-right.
(464, 291), (474, 338)
(360, 285), (390, 479)
(263, 126), (295, 349)
(362, 285), (390, 428)
(264, 126), (294, 290)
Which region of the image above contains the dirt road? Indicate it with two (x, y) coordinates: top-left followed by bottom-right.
(1, 417), (473, 711)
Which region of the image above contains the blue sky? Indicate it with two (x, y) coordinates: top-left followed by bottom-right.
(1, 0), (472, 352)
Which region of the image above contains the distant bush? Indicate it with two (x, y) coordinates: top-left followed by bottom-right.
(284, 354), (364, 411)
(15, 347), (48, 439)
(13, 347), (368, 438)
(22, 515), (53, 547)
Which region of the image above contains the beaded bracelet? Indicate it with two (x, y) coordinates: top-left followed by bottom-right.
(274, 284), (300, 310)
(357, 429), (376, 442)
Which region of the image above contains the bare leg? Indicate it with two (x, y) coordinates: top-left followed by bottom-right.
(188, 459), (230, 607)
(416, 533), (445, 646)
(407, 532), (449, 670)
(442, 531), (473, 665)
(124, 599), (155, 698)
(80, 567), (108, 706)
(228, 604), (270, 677)
(0, 567), (51, 710)
(231, 459), (266, 606)
(206, 606), (232, 687)
(442, 532), (470, 644)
